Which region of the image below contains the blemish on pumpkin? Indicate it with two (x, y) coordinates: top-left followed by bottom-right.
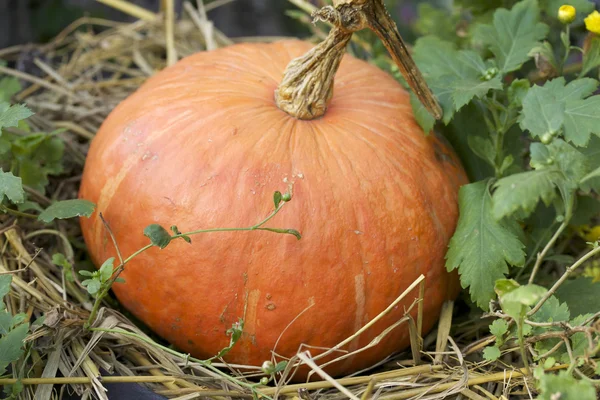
(244, 289), (260, 336)
(266, 293), (272, 300)
(352, 275), (366, 351)
(187, 339), (194, 345)
(266, 303), (276, 311)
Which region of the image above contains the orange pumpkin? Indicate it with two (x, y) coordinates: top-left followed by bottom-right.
(79, 1), (467, 379)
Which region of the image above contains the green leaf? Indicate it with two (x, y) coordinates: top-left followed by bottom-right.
(170, 225), (191, 244)
(493, 140), (588, 219)
(482, 346), (501, 361)
(52, 253), (74, 282)
(144, 224), (172, 249)
(0, 275), (12, 310)
(0, 103), (34, 132)
(217, 319), (244, 358)
(410, 93), (435, 133)
(581, 35), (600, 77)
(446, 180), (526, 308)
(412, 37), (502, 122)
(0, 323), (29, 376)
(501, 284), (547, 306)
(474, 0), (549, 73)
(508, 79), (531, 107)
(524, 77), (600, 146)
(0, 78), (21, 103)
(489, 319), (509, 339)
(467, 135), (496, 168)
(556, 278), (600, 317)
(273, 191), (283, 209)
(529, 296), (570, 336)
(0, 170), (25, 204)
(99, 257), (115, 283)
(38, 199), (96, 223)
(519, 84), (565, 138)
(493, 169), (563, 219)
(81, 279), (101, 295)
(535, 369), (596, 400)
(563, 96), (600, 147)
(0, 313), (12, 335)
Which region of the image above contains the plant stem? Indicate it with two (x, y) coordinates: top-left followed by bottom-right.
(85, 200), (297, 328)
(517, 315), (530, 375)
(560, 25), (571, 75)
(528, 220), (568, 284)
(528, 244), (600, 316)
(0, 205), (37, 219)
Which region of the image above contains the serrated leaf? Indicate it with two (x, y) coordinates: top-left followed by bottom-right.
(494, 139), (587, 219)
(530, 296), (570, 335)
(536, 369), (596, 400)
(483, 346), (501, 361)
(0, 103), (34, 132)
(446, 180), (526, 309)
(520, 84), (565, 138)
(474, 0), (549, 73)
(99, 257), (115, 283)
(526, 77), (600, 146)
(38, 199), (96, 223)
(144, 224), (172, 249)
(0, 323), (29, 376)
(549, 139), (590, 183)
(489, 319), (509, 339)
(412, 37), (502, 123)
(563, 96), (600, 147)
(556, 277), (600, 317)
(492, 169), (563, 219)
(0, 170), (24, 204)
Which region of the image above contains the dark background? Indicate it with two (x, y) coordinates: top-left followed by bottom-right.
(0, 0), (431, 49)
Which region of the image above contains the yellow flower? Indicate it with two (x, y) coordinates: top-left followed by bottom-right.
(585, 10), (600, 34)
(558, 5), (576, 24)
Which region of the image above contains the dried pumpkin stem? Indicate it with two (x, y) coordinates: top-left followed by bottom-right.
(275, 0), (442, 120)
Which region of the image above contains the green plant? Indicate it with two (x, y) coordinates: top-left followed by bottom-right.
(0, 77), (96, 222)
(398, 0), (600, 392)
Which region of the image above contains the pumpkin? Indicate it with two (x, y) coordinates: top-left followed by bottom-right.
(79, 0), (467, 379)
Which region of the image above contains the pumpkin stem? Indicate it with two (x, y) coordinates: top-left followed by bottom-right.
(275, 0), (442, 121)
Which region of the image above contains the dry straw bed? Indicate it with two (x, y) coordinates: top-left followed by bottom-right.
(0, 0), (577, 399)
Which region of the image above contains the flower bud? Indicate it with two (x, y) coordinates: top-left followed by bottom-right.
(558, 5), (576, 24)
(261, 360), (274, 374)
(585, 10), (600, 34)
(260, 377), (269, 385)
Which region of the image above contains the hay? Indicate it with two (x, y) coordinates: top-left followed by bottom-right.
(0, 1), (575, 399)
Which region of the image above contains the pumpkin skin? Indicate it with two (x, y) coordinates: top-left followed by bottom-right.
(79, 40), (467, 378)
